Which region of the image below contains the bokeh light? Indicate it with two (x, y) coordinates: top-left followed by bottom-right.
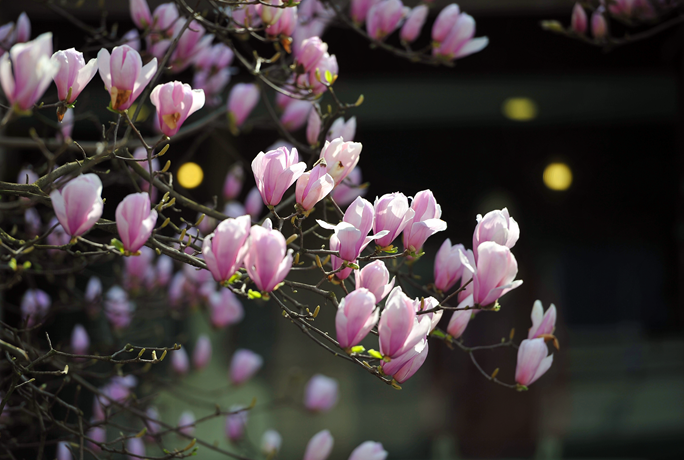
(502, 97), (538, 121)
(177, 162), (204, 189)
(543, 162), (573, 191)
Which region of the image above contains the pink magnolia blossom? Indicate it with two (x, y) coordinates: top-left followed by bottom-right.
(332, 166), (366, 206)
(169, 20), (209, 72)
(304, 430), (334, 460)
(193, 334), (212, 370)
(351, 0), (381, 25)
(305, 374), (339, 412)
(51, 48), (98, 105)
(178, 411), (196, 437)
(366, 0), (407, 40)
(57, 442), (71, 460)
(194, 42), (234, 72)
(261, 430), (282, 455)
(251, 146), (306, 206)
(85, 276), (102, 303)
(296, 36), (327, 70)
(571, 3), (587, 34)
(292, 18), (328, 56)
(202, 214), (251, 283)
(0, 13), (30, 57)
(209, 288), (244, 328)
(226, 405), (248, 442)
(414, 296), (442, 332)
(401, 5), (428, 43)
(130, 0), (152, 29)
(172, 347), (189, 375)
(116, 192), (157, 254)
(87, 423), (106, 452)
(378, 287), (431, 359)
(472, 241), (522, 307)
(354, 261), (394, 303)
(296, 162), (335, 211)
(145, 406), (162, 436)
(126, 437), (145, 460)
(381, 337), (428, 383)
(348, 441), (388, 460)
(591, 11), (608, 39)
(309, 53), (338, 95)
(71, 324), (90, 355)
(402, 190), (447, 253)
(432, 4), (460, 42)
(457, 248), (476, 303)
(230, 349), (263, 385)
(473, 207), (519, 261)
(528, 300), (557, 339)
(15, 13), (30, 43)
(434, 239), (472, 292)
(104, 286), (134, 329)
(319, 137), (362, 186)
(373, 192), (415, 248)
(259, 0), (285, 25)
(281, 99), (312, 131)
(232, 4), (262, 29)
(46, 217), (70, 248)
(266, 5), (298, 37)
(515, 338), (553, 386)
(432, 8), (488, 61)
(50, 173), (103, 238)
(150, 81), (205, 136)
(336, 288), (378, 349)
(97, 45), (157, 111)
(0, 32), (59, 112)
(223, 164), (244, 200)
(327, 116), (356, 142)
(21, 289), (51, 326)
(243, 219), (293, 292)
(227, 83), (260, 127)
(446, 294), (473, 339)
(245, 186), (264, 220)
(329, 234), (354, 280)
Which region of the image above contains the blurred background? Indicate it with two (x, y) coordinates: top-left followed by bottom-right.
(2, 0), (683, 459)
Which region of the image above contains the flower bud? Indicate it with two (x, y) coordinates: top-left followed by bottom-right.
(71, 324), (90, 355)
(126, 437), (145, 460)
(130, 0), (152, 29)
(378, 287), (431, 359)
(296, 36), (327, 71)
(226, 405), (248, 442)
(227, 83), (260, 127)
(116, 193), (158, 254)
(432, 12), (488, 61)
(281, 99), (312, 131)
(446, 295), (473, 339)
(223, 164), (244, 200)
(21, 288), (51, 327)
(51, 48), (98, 105)
(402, 190), (447, 253)
(169, 20), (207, 72)
(309, 53), (338, 95)
(124, 246), (155, 291)
(85, 276), (102, 303)
(528, 300), (557, 339)
(261, 429), (282, 456)
(351, 0), (380, 25)
(209, 288), (244, 328)
(327, 116), (356, 142)
(202, 215), (251, 283)
(336, 288), (378, 349)
(87, 423), (106, 452)
(348, 441), (388, 460)
(366, 0), (406, 40)
(515, 338), (553, 386)
(472, 207), (519, 261)
(591, 11), (607, 39)
(381, 337), (428, 383)
(98, 45), (157, 111)
(15, 13), (31, 44)
(230, 349), (264, 385)
(305, 374), (339, 412)
(307, 108), (321, 146)
(304, 429), (334, 460)
(432, 4), (461, 43)
(266, 5), (298, 37)
(571, 3), (587, 34)
(145, 406), (162, 435)
(193, 334), (212, 370)
(244, 221), (294, 292)
(224, 201), (247, 218)
(178, 410), (196, 437)
(401, 5), (428, 43)
(260, 0), (285, 26)
(373, 192), (414, 248)
(150, 81), (205, 137)
(354, 261), (394, 303)
(57, 442), (72, 460)
(104, 286), (134, 329)
(172, 347), (190, 375)
(24, 208), (41, 237)
(434, 239), (470, 292)
(414, 296), (442, 332)
(50, 173), (103, 238)
(296, 163), (335, 211)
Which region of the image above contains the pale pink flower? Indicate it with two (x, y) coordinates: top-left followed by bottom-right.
(57, 442), (71, 460)
(261, 430), (282, 456)
(172, 346), (189, 375)
(591, 11), (608, 39)
(226, 405), (248, 442)
(193, 334), (212, 370)
(327, 116), (356, 142)
(209, 288), (244, 328)
(434, 239), (471, 292)
(130, 0), (152, 29)
(259, 0), (285, 26)
(251, 146), (306, 206)
(243, 220), (293, 292)
(51, 48), (98, 104)
(281, 99), (312, 131)
(223, 164), (244, 200)
(150, 81), (205, 136)
(331, 167), (366, 206)
(230, 349), (263, 385)
(472, 241), (522, 307)
(227, 83), (260, 127)
(202, 214), (251, 283)
(178, 411), (196, 437)
(571, 3), (587, 34)
(351, 0), (381, 25)
(381, 337), (428, 383)
(432, 4), (461, 42)
(432, 7), (488, 61)
(378, 287), (431, 359)
(414, 296), (442, 332)
(336, 288), (378, 349)
(245, 187), (264, 220)
(515, 338), (553, 386)
(348, 441), (388, 460)
(307, 107), (321, 146)
(266, 5), (298, 37)
(446, 295), (473, 339)
(373, 192), (415, 248)
(21, 289), (51, 327)
(528, 300), (557, 339)
(319, 137), (362, 186)
(305, 374), (339, 412)
(401, 5), (428, 43)
(318, 197), (383, 262)
(296, 163), (335, 211)
(295, 36), (327, 70)
(71, 324), (89, 355)
(309, 53), (338, 95)
(304, 430), (334, 460)
(97, 45), (157, 111)
(104, 286), (134, 329)
(473, 207), (519, 261)
(401, 190), (447, 253)
(124, 246), (155, 291)
(116, 192), (157, 253)
(50, 174), (103, 238)
(354, 261), (394, 303)
(366, 0), (407, 40)
(126, 437), (145, 460)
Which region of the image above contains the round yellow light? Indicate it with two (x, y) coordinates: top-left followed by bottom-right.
(502, 97), (538, 121)
(177, 162), (204, 189)
(543, 163), (572, 191)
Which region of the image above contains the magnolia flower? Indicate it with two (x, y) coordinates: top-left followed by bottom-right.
(116, 192), (157, 254)
(50, 174), (103, 238)
(227, 83), (259, 127)
(97, 45), (157, 111)
(319, 137), (362, 186)
(251, 146), (306, 207)
(261, 430), (282, 456)
(230, 349), (263, 385)
(243, 220), (293, 292)
(202, 215), (251, 283)
(51, 48), (98, 107)
(348, 441), (388, 460)
(515, 338), (553, 386)
(304, 374), (339, 412)
(472, 207), (519, 261)
(336, 288), (378, 349)
(150, 81), (205, 136)
(472, 242), (522, 307)
(303, 430), (334, 460)
(528, 300), (557, 339)
(296, 162), (335, 212)
(354, 261), (394, 303)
